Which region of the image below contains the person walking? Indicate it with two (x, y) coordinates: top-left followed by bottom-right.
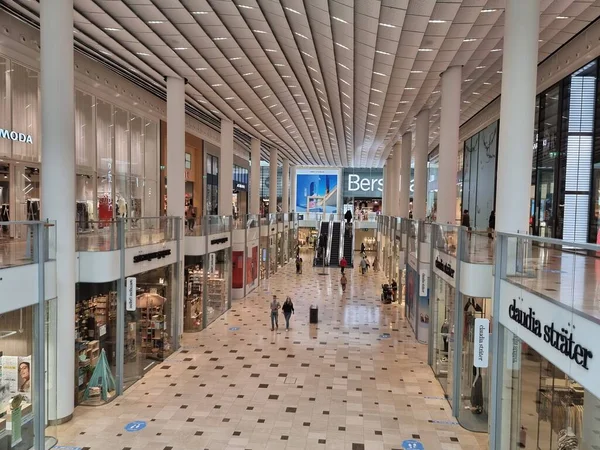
(339, 256), (348, 274)
(488, 210), (495, 239)
(340, 273), (347, 291)
(270, 295), (281, 331)
(282, 297), (295, 331)
(298, 257), (303, 274)
(359, 256), (367, 275)
(373, 255), (379, 272)
(344, 209), (353, 224)
(360, 242), (366, 255)
(461, 209), (471, 230)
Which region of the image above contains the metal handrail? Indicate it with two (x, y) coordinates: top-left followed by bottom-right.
(496, 230), (600, 252)
(325, 219), (333, 266)
(338, 220), (345, 266)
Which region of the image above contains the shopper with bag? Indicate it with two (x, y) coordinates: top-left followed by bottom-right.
(339, 256), (348, 274)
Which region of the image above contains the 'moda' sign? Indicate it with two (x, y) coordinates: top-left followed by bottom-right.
(0, 128), (33, 144)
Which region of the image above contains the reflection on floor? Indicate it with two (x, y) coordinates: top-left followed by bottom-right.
(55, 252), (488, 449)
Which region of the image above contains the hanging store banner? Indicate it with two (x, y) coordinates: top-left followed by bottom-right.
(126, 277), (137, 312)
(342, 169), (383, 198)
(473, 318), (490, 368)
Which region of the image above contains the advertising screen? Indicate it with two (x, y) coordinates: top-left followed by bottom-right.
(295, 169), (339, 213)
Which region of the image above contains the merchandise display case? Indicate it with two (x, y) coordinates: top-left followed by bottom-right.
(184, 265), (203, 332)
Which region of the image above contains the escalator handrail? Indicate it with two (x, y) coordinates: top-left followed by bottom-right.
(351, 220), (355, 265)
(314, 218), (321, 262)
(325, 219), (333, 266)
(338, 222), (345, 266)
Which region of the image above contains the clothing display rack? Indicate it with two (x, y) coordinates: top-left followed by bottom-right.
(0, 204), (9, 235)
(76, 201), (91, 231)
(26, 198), (40, 221)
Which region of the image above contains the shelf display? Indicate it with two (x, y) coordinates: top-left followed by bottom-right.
(137, 292), (169, 360)
(184, 266), (203, 332)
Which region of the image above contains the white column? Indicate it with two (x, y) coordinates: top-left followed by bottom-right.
(290, 166), (297, 213)
(399, 131), (412, 218)
(41, 0), (75, 422)
(413, 110), (429, 220)
(438, 66), (462, 224)
(282, 159), (290, 213)
(391, 141), (402, 217)
(382, 161), (389, 214)
(166, 77), (185, 220)
(249, 138), (261, 215)
(269, 148), (278, 213)
(496, 0), (540, 233)
(219, 119), (234, 216)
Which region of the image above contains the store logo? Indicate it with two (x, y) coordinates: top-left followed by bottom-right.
(0, 128), (33, 144)
(434, 257), (455, 278)
(508, 298), (593, 369)
(133, 249), (171, 263)
(348, 174), (383, 193)
(211, 237), (228, 245)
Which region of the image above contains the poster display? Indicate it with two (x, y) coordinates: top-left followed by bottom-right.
(295, 168), (339, 213)
(406, 265), (417, 333)
(417, 264), (430, 345)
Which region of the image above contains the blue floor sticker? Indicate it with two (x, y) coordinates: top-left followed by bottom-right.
(125, 420), (147, 432)
(55, 447), (83, 450)
(430, 419), (459, 425)
(402, 439), (425, 450)
(379, 333), (391, 339)
(229, 326), (240, 331)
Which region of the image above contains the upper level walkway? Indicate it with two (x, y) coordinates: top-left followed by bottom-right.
(54, 251), (487, 450)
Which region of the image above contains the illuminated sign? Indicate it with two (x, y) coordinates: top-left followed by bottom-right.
(0, 129), (33, 144)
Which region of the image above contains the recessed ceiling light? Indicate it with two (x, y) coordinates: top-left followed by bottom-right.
(281, 119), (288, 122)
(253, 84), (263, 89)
(335, 42), (350, 50)
(404, 87), (415, 90)
(282, 75), (291, 78)
(371, 88), (383, 93)
(369, 102), (380, 106)
(463, 38), (478, 42)
(285, 6), (302, 15)
(463, 100), (471, 104)
(399, 101), (409, 104)
(225, 97), (235, 100)
(418, 48), (434, 52)
(213, 37), (228, 41)
(410, 70), (423, 74)
(245, 116), (253, 120)
(295, 32), (309, 40)
(173, 47), (188, 51)
(307, 66), (317, 73)
(236, 107), (245, 111)
(481, 9), (498, 13)
(379, 23), (396, 28)
(476, 65), (486, 69)
(343, 103), (350, 108)
(340, 79), (350, 86)
(253, 29), (267, 34)
(342, 92), (350, 98)
(556, 16), (570, 19)
(373, 71), (386, 77)
(293, 94), (301, 97)
(237, 4), (254, 9)
(497, 70), (503, 74)
(483, 82), (491, 85)
(332, 16), (348, 24)
(196, 67), (207, 71)
(192, 11), (209, 15)
(262, 95), (271, 99)
(473, 92), (481, 95)
(243, 72), (253, 76)
(464, 78), (473, 82)
(338, 63), (350, 70)
(269, 104), (278, 108)
(429, 19), (447, 24)
(147, 21), (164, 24)
(375, 50), (393, 55)
(211, 84), (222, 87)
(136, 52), (150, 56)
(229, 57), (243, 61)
(274, 63), (285, 67)
(103, 27), (121, 31)
(491, 48), (502, 52)
(432, 91), (440, 94)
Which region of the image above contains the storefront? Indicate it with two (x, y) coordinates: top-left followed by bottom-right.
(260, 163), (282, 215)
(205, 150), (219, 216)
(0, 53), (160, 229)
(232, 164), (248, 220)
(342, 168), (383, 220)
(427, 151), (439, 221)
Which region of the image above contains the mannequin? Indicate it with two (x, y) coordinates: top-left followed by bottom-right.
(471, 366), (483, 414)
(441, 318), (449, 353)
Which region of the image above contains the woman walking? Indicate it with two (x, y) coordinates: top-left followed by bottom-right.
(282, 297), (295, 331)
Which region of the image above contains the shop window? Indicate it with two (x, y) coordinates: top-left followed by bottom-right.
(11, 63), (40, 162)
(0, 58), (11, 158)
(75, 90), (95, 172)
(185, 152), (191, 170)
(114, 107), (129, 175)
(130, 116), (143, 177)
(96, 99), (113, 175)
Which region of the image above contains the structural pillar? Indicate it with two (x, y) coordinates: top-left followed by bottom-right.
(413, 110), (429, 220)
(250, 138), (261, 215)
(438, 66), (462, 224)
(269, 148), (278, 214)
(382, 160), (389, 215)
(399, 131), (412, 218)
(41, 0), (75, 423)
(496, 0), (540, 233)
(391, 141), (402, 217)
(166, 77), (185, 220)
(282, 159), (290, 213)
(219, 120), (234, 216)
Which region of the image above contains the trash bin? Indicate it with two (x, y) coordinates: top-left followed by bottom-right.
(309, 305), (318, 324)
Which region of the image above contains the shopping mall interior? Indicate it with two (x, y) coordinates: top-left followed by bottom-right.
(0, 0), (599, 449)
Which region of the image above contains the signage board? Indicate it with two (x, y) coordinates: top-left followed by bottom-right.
(342, 169), (383, 198)
(126, 277), (137, 312)
(419, 269), (428, 296)
(473, 318), (489, 368)
(0, 128), (33, 144)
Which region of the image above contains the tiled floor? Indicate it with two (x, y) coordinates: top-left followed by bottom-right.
(55, 252), (488, 450)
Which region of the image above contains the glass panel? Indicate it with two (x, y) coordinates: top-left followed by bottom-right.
(76, 174), (95, 229)
(97, 172), (113, 223)
(130, 176), (143, 221)
(205, 250), (229, 326)
(130, 116), (143, 177)
(113, 107), (129, 176)
(14, 165), (40, 226)
(11, 63), (39, 162)
(144, 120), (158, 181)
(75, 90), (95, 172)
(0, 57), (11, 158)
(143, 179), (158, 218)
(96, 100), (113, 175)
(115, 175), (129, 218)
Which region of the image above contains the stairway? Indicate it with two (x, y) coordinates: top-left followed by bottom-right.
(343, 225), (354, 267)
(313, 221), (329, 266)
(328, 222), (341, 267)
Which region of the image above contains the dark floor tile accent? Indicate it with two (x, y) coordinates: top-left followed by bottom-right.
(303, 422), (310, 426)
(352, 444), (365, 450)
(160, 365), (170, 370)
(195, 431), (204, 436)
(286, 407), (297, 413)
(258, 383), (269, 388)
(268, 394), (279, 400)
(183, 357), (192, 361)
(214, 405), (221, 409)
(222, 418), (230, 422)
(257, 419), (265, 423)
(251, 373), (260, 377)
(243, 364), (252, 368)
(281, 435), (289, 440)
(450, 437), (459, 442)
(180, 405), (188, 409)
(339, 426), (346, 431)
(246, 406), (254, 411)
(233, 431), (241, 436)
(375, 430), (382, 436)
(323, 411), (329, 415)
(412, 434), (420, 439)
(237, 395), (244, 398)
(188, 366), (198, 370)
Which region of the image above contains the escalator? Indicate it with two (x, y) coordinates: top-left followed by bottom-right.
(313, 220), (329, 266)
(328, 222), (341, 267)
(343, 222), (354, 267)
